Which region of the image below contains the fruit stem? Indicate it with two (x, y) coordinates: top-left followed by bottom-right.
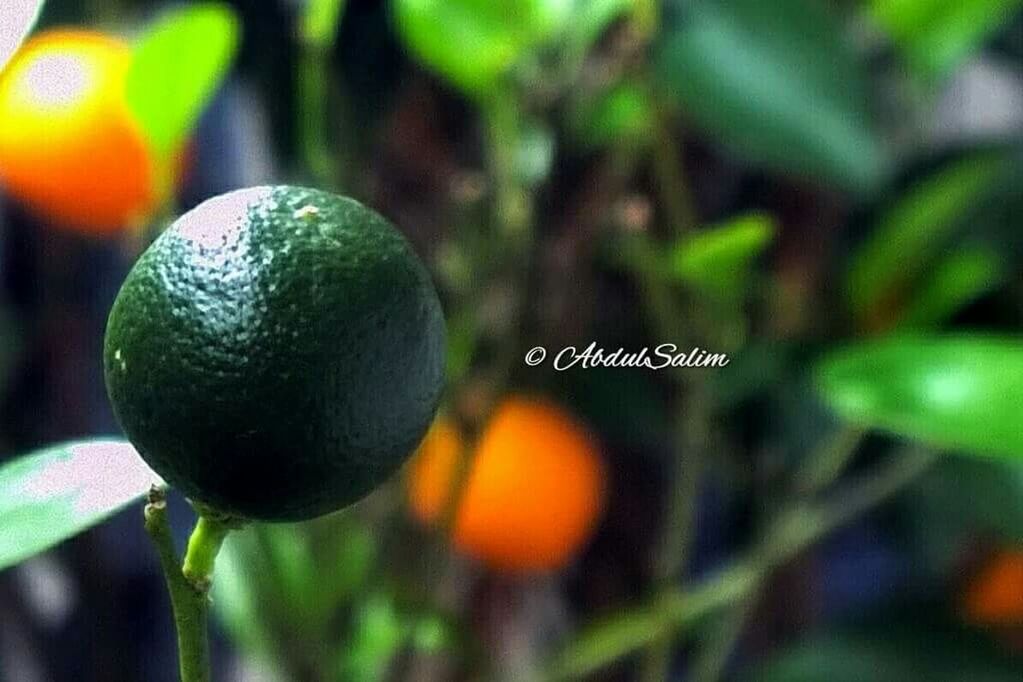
(182, 515), (233, 589)
(143, 487), (215, 682)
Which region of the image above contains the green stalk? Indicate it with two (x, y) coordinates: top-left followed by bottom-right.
(182, 516), (232, 589)
(144, 488), (237, 682)
(545, 447), (937, 681)
(688, 426), (866, 681)
(296, 0), (347, 188)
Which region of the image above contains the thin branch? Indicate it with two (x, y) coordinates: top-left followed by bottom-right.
(546, 446), (939, 680)
(144, 488), (212, 682)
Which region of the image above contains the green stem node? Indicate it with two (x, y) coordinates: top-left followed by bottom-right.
(182, 515), (233, 590)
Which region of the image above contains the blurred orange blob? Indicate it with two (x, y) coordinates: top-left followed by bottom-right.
(0, 30), (155, 235)
(408, 397), (607, 573)
(962, 549), (1023, 625)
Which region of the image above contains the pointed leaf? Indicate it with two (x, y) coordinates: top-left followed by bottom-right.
(301, 0), (347, 48)
(816, 335), (1023, 460)
(570, 82), (655, 150)
(897, 246), (1005, 329)
(392, 0), (571, 97)
(0, 439), (161, 571)
(846, 155), (1006, 324)
(670, 213), (776, 297)
(655, 0), (886, 193)
(0, 0), (44, 73)
(126, 3), (240, 162)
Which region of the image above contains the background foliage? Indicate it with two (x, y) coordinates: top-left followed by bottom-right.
(1, 0), (1022, 680)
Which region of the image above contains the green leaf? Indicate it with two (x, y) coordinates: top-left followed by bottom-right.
(570, 82), (655, 150)
(213, 530), (277, 661)
(0, 0), (44, 73)
(0, 439), (161, 571)
(342, 592), (410, 682)
(845, 155), (1007, 325)
(214, 516), (375, 658)
(655, 0), (886, 193)
(126, 3), (240, 162)
(545, 606), (671, 681)
(392, 0), (571, 97)
(301, 0), (347, 48)
(670, 212), (776, 297)
(871, 0), (1023, 78)
(897, 246), (1006, 329)
(816, 335), (1023, 460)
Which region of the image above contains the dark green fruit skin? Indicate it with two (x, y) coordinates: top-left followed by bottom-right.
(104, 186), (446, 521)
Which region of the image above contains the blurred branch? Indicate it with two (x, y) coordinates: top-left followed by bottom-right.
(296, 0), (347, 187)
(689, 591), (760, 682)
(547, 446), (939, 680)
(396, 87), (539, 682)
(636, 88), (703, 682)
(688, 426), (866, 681)
(793, 426), (867, 496)
(650, 109), (697, 238)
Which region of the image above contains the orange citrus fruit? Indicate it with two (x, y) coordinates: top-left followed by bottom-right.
(962, 549), (1023, 626)
(408, 397), (607, 573)
(0, 30), (156, 235)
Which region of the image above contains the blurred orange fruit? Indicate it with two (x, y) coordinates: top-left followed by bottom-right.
(408, 397), (607, 573)
(962, 549), (1023, 625)
(0, 30), (156, 235)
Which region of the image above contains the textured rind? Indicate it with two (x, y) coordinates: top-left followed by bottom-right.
(103, 186), (446, 521)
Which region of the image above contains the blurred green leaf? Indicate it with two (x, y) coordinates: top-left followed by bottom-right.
(0, 0), (44, 73)
(254, 525), (320, 626)
(126, 3), (240, 163)
(546, 606), (671, 681)
(301, 0), (347, 48)
(410, 614), (451, 653)
(445, 308), (479, 383)
(392, 0), (571, 97)
(745, 615), (1023, 681)
(342, 592), (408, 682)
(213, 530), (278, 661)
(308, 515), (376, 618)
(570, 82), (655, 150)
(898, 246), (1006, 329)
(0, 439), (161, 571)
(871, 0), (1023, 78)
(214, 516), (375, 660)
(670, 212), (776, 298)
(846, 155), (1007, 325)
(816, 335), (1023, 460)
(655, 0), (886, 193)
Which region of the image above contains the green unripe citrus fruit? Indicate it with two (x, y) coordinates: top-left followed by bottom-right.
(104, 186), (446, 521)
